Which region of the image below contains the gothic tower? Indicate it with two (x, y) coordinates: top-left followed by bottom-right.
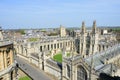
(60, 25), (66, 37)
(89, 20), (99, 54)
(92, 20), (97, 34)
(79, 21), (87, 57)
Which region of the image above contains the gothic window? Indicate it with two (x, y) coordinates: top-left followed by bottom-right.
(54, 44), (56, 49)
(57, 43), (59, 48)
(51, 44), (53, 49)
(81, 43), (83, 53)
(92, 45), (94, 51)
(77, 65), (87, 80)
(60, 43), (62, 48)
(67, 65), (70, 78)
(103, 45), (104, 50)
(48, 45), (49, 50)
(21, 45), (23, 54)
(86, 36), (90, 49)
(25, 49), (27, 55)
(40, 46), (42, 51)
(99, 45), (101, 51)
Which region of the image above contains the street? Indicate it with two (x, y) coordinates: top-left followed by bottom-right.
(15, 56), (51, 80)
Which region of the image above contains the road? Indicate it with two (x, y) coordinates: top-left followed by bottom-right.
(15, 56), (51, 80)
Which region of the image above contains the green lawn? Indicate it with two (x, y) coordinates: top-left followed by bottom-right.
(28, 38), (38, 42)
(53, 53), (62, 63)
(19, 76), (31, 80)
(53, 52), (71, 63)
(112, 28), (120, 32)
(67, 53), (70, 57)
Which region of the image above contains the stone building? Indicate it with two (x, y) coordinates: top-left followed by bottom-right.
(75, 21), (99, 57)
(0, 27), (3, 40)
(15, 36), (74, 59)
(60, 25), (66, 37)
(62, 43), (120, 80)
(62, 21), (120, 80)
(76, 21), (117, 58)
(14, 21), (119, 80)
(0, 29), (17, 80)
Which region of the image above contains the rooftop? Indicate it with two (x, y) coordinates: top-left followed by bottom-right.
(85, 44), (120, 70)
(0, 40), (13, 47)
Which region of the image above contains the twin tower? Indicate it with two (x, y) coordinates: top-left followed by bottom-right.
(79, 21), (99, 57)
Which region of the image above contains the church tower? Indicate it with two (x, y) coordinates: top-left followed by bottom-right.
(89, 20), (99, 54)
(81, 21), (86, 33)
(92, 20), (97, 34)
(60, 25), (66, 37)
(79, 21), (87, 57)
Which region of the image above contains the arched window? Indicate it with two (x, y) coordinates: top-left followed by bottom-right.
(21, 45), (23, 54)
(40, 46), (42, 51)
(48, 45), (49, 50)
(77, 65), (87, 80)
(67, 65), (70, 78)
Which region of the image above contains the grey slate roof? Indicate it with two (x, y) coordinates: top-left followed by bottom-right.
(85, 44), (120, 71)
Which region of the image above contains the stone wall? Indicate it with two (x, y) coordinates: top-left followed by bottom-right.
(45, 62), (61, 79)
(15, 37), (74, 59)
(29, 54), (62, 79)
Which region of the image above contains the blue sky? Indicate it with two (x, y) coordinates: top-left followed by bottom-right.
(0, 0), (120, 29)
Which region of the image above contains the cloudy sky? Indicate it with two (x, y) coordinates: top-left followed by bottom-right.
(0, 0), (120, 29)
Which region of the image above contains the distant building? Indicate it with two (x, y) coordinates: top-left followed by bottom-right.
(101, 29), (108, 35)
(69, 30), (80, 38)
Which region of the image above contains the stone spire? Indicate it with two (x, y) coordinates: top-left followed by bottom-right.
(81, 21), (86, 34)
(92, 20), (97, 34)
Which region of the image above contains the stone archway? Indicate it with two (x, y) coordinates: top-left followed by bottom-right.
(77, 65), (87, 80)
